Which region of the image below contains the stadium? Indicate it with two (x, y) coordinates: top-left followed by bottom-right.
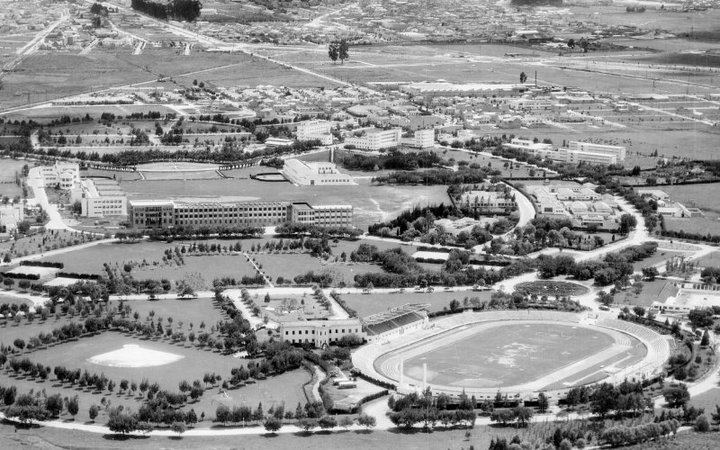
(352, 310), (671, 400)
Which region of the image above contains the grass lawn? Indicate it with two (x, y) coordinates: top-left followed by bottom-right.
(253, 253), (383, 287)
(0, 422), (573, 449)
(0, 158), (27, 183)
(341, 290), (492, 318)
(632, 249), (688, 272)
(697, 251), (720, 268)
(24, 332), (232, 392)
(664, 216), (720, 238)
(402, 322), (617, 389)
(617, 279), (679, 307)
(191, 368), (311, 415)
(0, 229), (100, 260)
(39, 241), (176, 275)
(132, 254), (260, 289)
(110, 297), (225, 332)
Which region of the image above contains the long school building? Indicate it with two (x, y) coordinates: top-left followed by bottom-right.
(129, 200), (353, 229)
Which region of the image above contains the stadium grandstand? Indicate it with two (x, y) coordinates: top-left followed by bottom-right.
(362, 303), (430, 341)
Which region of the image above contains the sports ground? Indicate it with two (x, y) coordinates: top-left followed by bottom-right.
(355, 311), (670, 399)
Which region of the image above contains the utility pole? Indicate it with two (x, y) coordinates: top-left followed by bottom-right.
(534, 71), (537, 87)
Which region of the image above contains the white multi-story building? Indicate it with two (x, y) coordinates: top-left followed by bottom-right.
(41, 162), (79, 189)
(71, 179), (127, 218)
(296, 120), (333, 145)
(565, 149), (618, 166)
(282, 159), (354, 186)
(279, 319), (365, 348)
(345, 127), (401, 151)
(568, 141), (626, 162)
(412, 129), (435, 148)
(505, 138), (619, 165)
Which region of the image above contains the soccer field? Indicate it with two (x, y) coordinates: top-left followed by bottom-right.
(404, 322), (616, 389)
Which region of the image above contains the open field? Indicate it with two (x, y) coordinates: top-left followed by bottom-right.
(632, 249), (689, 272)
(111, 297), (223, 330)
(696, 251), (720, 268)
(132, 255), (260, 289)
(253, 253), (383, 287)
(38, 241), (175, 275)
(483, 127), (720, 161)
(403, 322), (619, 389)
(0, 158), (27, 183)
(660, 183), (720, 214)
(0, 46), (336, 113)
(24, 332), (230, 391)
(341, 290), (492, 318)
(192, 368), (311, 414)
(617, 280), (679, 308)
(119, 177), (451, 230)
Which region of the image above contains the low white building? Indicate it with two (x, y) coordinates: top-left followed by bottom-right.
(345, 127), (401, 151)
(279, 319), (365, 348)
(41, 162), (79, 189)
(282, 159), (354, 186)
(71, 178), (127, 218)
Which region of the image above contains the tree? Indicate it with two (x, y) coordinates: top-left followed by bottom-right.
(357, 413), (376, 429)
(107, 409), (138, 435)
(66, 396), (79, 418)
(663, 384), (690, 408)
(13, 338), (25, 351)
(318, 415), (337, 430)
(701, 330), (711, 347)
(642, 267), (659, 281)
(328, 42), (339, 64)
(89, 404), (99, 422)
(619, 214), (637, 234)
(688, 308), (714, 329)
(45, 393), (64, 417)
(298, 417), (317, 433)
(171, 421), (186, 437)
(519, 72), (527, 84)
(340, 416), (354, 429)
(632, 306), (646, 317)
(338, 39), (350, 64)
(537, 392), (549, 413)
(694, 415), (710, 432)
(567, 38), (575, 49)
(263, 416), (282, 434)
(16, 220), (30, 234)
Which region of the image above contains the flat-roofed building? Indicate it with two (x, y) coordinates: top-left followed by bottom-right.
(279, 319), (365, 348)
(41, 162), (79, 189)
(412, 129), (435, 148)
(129, 200), (352, 229)
(70, 179), (127, 218)
(345, 127), (401, 151)
(568, 141), (626, 162)
(311, 204), (353, 227)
